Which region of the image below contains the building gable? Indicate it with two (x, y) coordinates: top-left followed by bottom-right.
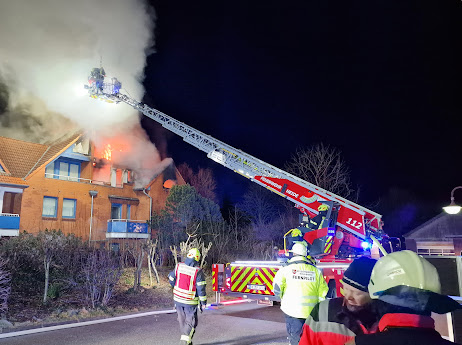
(404, 212), (462, 240)
(25, 133), (82, 180)
(60, 138), (91, 162)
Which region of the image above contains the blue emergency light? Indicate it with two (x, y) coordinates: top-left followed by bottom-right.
(361, 241), (371, 250)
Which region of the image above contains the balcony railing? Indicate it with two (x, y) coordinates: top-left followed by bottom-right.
(45, 173), (125, 188)
(106, 219), (149, 239)
(0, 213), (20, 230)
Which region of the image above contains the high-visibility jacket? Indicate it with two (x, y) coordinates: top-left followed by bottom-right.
(169, 261), (207, 306)
(354, 313), (460, 345)
(299, 297), (382, 345)
(272, 256), (328, 319)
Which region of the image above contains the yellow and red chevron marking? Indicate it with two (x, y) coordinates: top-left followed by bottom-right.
(212, 265), (217, 291)
(324, 236), (334, 254)
(230, 266), (278, 295)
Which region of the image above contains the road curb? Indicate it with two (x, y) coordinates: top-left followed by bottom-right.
(0, 309), (177, 339)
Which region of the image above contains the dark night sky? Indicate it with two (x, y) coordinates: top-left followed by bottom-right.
(141, 1), (462, 227)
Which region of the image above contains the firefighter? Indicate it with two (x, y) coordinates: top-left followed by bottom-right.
(307, 204), (330, 230)
(168, 248), (207, 345)
(349, 250), (462, 345)
(287, 227), (306, 251)
(272, 242), (328, 345)
(89, 67), (105, 91)
(299, 256), (380, 345)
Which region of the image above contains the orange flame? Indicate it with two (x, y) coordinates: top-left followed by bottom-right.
(102, 144), (112, 161)
(95, 136), (129, 163)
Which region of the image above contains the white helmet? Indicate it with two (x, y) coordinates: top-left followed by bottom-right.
(368, 250), (441, 298)
(291, 242), (307, 257)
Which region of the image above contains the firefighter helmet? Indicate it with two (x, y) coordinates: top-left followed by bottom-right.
(318, 204), (329, 212)
(291, 242), (308, 257)
(291, 228), (302, 237)
(368, 250), (441, 298)
(187, 248), (201, 262)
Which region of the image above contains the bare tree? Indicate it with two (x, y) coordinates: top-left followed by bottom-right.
(170, 245), (179, 266)
(179, 237), (212, 269)
(239, 184), (287, 242)
(146, 239), (160, 285)
(170, 230), (212, 269)
(191, 168), (217, 201)
(126, 241), (147, 292)
(81, 249), (122, 309)
(178, 163), (217, 201)
(285, 143), (354, 198)
(177, 163), (194, 184)
(37, 230), (66, 303)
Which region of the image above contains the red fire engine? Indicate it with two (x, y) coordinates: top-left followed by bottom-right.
(85, 69), (394, 301)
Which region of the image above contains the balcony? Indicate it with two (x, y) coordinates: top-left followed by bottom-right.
(106, 219), (149, 239)
(0, 213), (20, 236)
(45, 173), (126, 188)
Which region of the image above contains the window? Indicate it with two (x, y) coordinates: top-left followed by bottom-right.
(127, 204), (131, 220)
(58, 162), (68, 180)
(417, 248), (455, 256)
(58, 162), (79, 181)
(2, 192), (22, 214)
(111, 203), (122, 219)
(45, 164), (54, 178)
(69, 164), (79, 181)
(42, 197), (58, 217)
(62, 198), (76, 219)
(45, 159), (80, 181)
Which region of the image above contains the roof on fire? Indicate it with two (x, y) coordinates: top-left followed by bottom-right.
(0, 132), (184, 189)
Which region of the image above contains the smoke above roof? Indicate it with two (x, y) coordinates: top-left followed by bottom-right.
(0, 0), (169, 186)
(0, 0), (155, 137)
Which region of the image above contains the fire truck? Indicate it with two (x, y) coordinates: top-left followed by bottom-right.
(85, 69), (392, 300)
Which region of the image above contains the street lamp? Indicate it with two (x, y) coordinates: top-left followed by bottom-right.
(89, 190), (98, 244)
(443, 186), (462, 215)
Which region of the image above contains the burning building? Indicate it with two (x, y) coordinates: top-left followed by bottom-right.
(0, 132), (184, 244)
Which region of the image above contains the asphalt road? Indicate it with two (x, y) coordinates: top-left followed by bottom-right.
(0, 302), (289, 345)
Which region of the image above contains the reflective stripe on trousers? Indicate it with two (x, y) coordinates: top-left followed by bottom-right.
(176, 305), (198, 344)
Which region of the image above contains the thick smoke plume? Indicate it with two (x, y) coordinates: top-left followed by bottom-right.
(0, 0), (170, 187)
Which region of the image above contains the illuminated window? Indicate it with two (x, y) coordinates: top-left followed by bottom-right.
(42, 197), (58, 217)
(62, 199), (76, 219)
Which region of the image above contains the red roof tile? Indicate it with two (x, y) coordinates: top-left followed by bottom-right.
(0, 175), (28, 186)
(0, 132), (81, 181)
(0, 137), (47, 178)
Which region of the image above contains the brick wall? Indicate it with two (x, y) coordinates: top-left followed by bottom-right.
(20, 164), (162, 240)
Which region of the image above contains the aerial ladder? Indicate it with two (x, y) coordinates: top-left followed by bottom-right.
(85, 69), (389, 299)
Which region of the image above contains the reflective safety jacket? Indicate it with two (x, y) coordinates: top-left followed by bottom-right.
(299, 297), (383, 345)
(353, 313), (461, 345)
(168, 259), (207, 307)
(272, 256), (328, 319)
